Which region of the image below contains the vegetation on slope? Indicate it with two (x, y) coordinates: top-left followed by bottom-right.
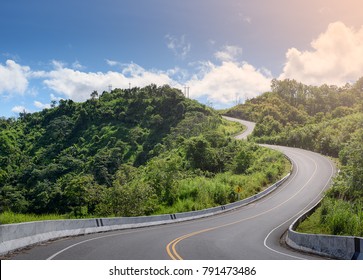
(225, 78), (363, 236)
(0, 85), (288, 223)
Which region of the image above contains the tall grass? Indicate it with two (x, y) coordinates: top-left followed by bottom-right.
(296, 198), (363, 237)
(217, 118), (246, 136)
(0, 211), (69, 224)
(155, 154), (290, 215)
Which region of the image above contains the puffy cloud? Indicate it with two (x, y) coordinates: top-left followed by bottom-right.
(188, 60), (272, 104)
(41, 61), (180, 101)
(280, 21), (363, 85)
(183, 45), (273, 106)
(0, 60), (30, 95)
(40, 57), (271, 107)
(11, 105), (27, 113)
(184, 45), (272, 105)
(1, 48), (272, 112)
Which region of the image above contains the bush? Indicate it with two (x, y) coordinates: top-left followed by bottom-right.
(320, 198), (363, 236)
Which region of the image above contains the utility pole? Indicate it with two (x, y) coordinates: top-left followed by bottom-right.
(183, 86), (190, 98)
(108, 84), (113, 92)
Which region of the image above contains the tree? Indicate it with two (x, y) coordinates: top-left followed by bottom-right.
(233, 148), (251, 174)
(63, 174), (101, 217)
(185, 136), (219, 172)
(90, 90), (99, 100)
(110, 180), (157, 216)
(0, 185), (28, 213)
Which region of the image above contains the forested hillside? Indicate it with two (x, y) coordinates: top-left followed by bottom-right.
(225, 78), (363, 236)
(0, 85), (288, 221)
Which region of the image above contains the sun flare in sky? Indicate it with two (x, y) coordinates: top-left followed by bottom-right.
(1, 0), (363, 117)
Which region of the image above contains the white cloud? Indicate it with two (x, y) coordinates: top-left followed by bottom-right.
(11, 105), (27, 113)
(34, 101), (50, 109)
(41, 61), (180, 101)
(106, 59), (120, 67)
(37, 56), (271, 107)
(72, 60), (84, 70)
(50, 93), (62, 101)
(183, 46), (272, 105)
(189, 62), (271, 102)
(0, 60), (30, 95)
(165, 34), (191, 59)
(280, 21), (363, 85)
(215, 45), (243, 62)
(1, 49), (272, 112)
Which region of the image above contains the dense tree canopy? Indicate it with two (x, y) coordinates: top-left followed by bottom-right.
(0, 85), (287, 218)
(225, 77), (363, 236)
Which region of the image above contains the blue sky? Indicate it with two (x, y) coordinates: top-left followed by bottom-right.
(1, 0), (363, 117)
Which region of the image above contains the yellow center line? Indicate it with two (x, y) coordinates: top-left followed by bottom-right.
(166, 151), (318, 260)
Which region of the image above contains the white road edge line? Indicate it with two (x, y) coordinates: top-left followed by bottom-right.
(263, 151), (336, 259)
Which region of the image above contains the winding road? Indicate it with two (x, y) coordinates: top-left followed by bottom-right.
(11, 117), (336, 260)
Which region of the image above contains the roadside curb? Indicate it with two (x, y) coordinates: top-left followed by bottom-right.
(286, 200), (363, 260)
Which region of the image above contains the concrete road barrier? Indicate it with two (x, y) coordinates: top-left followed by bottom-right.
(286, 202), (363, 260)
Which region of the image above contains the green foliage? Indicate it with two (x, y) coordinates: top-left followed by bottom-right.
(155, 143), (289, 214)
(185, 135), (220, 173)
(0, 211), (69, 224)
(0, 85), (198, 217)
(228, 77), (363, 237)
(319, 198), (363, 236)
(233, 147), (251, 174)
(0, 84), (290, 222)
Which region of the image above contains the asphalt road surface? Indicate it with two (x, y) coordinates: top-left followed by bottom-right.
(11, 117), (336, 260)
(222, 116), (255, 140)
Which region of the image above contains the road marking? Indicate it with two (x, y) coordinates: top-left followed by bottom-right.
(47, 147), (333, 260)
(166, 151), (300, 260)
(166, 148), (336, 260)
(46, 229), (150, 260)
(166, 152), (301, 260)
(166, 121), (337, 260)
(263, 153), (336, 258)
(45, 196), (264, 260)
(45, 119), (334, 260)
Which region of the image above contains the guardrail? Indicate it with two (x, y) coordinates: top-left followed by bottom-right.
(286, 201), (363, 260)
(0, 172), (290, 256)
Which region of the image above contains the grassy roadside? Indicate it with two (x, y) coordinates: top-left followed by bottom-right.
(217, 117), (246, 137)
(296, 198), (363, 237)
(295, 207), (330, 235)
(0, 211), (70, 224)
(0, 155), (291, 224)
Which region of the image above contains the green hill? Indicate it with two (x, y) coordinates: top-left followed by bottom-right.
(225, 78), (363, 236)
(0, 85), (288, 221)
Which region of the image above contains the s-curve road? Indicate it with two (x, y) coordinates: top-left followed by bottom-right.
(11, 117), (336, 260)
